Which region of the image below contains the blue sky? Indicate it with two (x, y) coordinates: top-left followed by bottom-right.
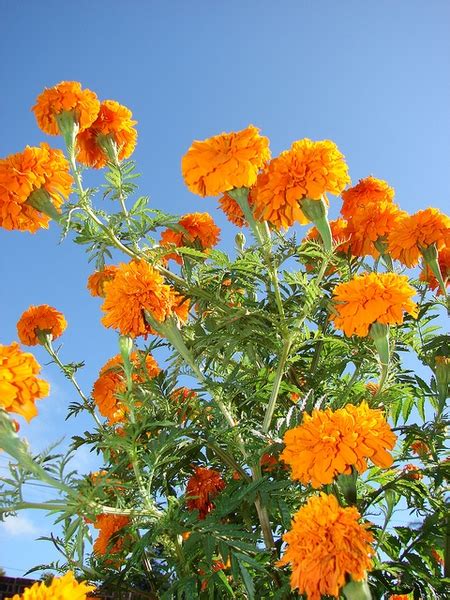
(0, 0), (449, 578)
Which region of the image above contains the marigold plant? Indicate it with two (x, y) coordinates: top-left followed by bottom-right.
(0, 81), (448, 600)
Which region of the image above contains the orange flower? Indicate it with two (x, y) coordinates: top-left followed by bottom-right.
(305, 218), (351, 253)
(388, 208), (450, 268)
(33, 81), (100, 135)
(0, 144), (72, 232)
(92, 352), (160, 424)
(160, 212), (220, 264)
(17, 305), (67, 346)
(181, 125), (270, 197)
(389, 595), (411, 600)
(93, 513), (130, 556)
(277, 493), (374, 600)
(252, 139), (350, 229)
(431, 548), (444, 566)
(0, 342), (49, 421)
(331, 272), (417, 337)
(218, 187), (256, 227)
(185, 466), (225, 519)
(4, 571), (95, 600)
(87, 265), (118, 297)
(346, 202), (406, 258)
(365, 382), (379, 396)
(77, 100), (137, 168)
(410, 440), (429, 456)
(101, 260), (178, 337)
(420, 247), (450, 294)
(280, 402), (396, 487)
(170, 387), (197, 422)
(341, 176), (395, 220)
(402, 464), (422, 480)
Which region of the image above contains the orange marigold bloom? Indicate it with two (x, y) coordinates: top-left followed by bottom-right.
(305, 218), (351, 253)
(185, 466), (225, 519)
(410, 440), (429, 456)
(87, 265), (118, 298)
(93, 513), (130, 556)
(92, 352), (160, 424)
(277, 493), (374, 600)
(420, 247), (450, 294)
(4, 571), (95, 600)
(252, 139), (350, 229)
(280, 402), (396, 487)
(331, 272), (417, 337)
(218, 187), (256, 227)
(389, 595), (411, 600)
(17, 305), (67, 346)
(171, 387), (198, 422)
(181, 125), (270, 197)
(0, 343), (49, 421)
(77, 100), (137, 168)
(101, 260), (177, 337)
(341, 176), (395, 220)
(388, 208), (450, 268)
(402, 464), (422, 480)
(0, 144), (72, 232)
(160, 212), (220, 264)
(346, 202), (406, 258)
(33, 81), (100, 135)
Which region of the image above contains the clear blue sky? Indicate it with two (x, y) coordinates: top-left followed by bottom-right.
(0, 0), (449, 578)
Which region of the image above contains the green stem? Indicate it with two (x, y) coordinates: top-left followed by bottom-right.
(262, 337), (293, 433)
(42, 336), (102, 427)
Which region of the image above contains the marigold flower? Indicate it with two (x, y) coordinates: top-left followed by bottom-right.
(420, 247), (450, 294)
(33, 81), (100, 136)
(160, 212), (220, 264)
(252, 139), (350, 229)
(331, 272), (417, 337)
(388, 208), (450, 268)
(218, 187), (256, 227)
(431, 548), (444, 566)
(185, 466), (225, 519)
(410, 440), (429, 456)
(305, 218), (351, 253)
(346, 202), (406, 258)
(277, 493), (374, 600)
(341, 176), (395, 220)
(0, 343), (49, 421)
(170, 387), (197, 422)
(0, 144), (72, 232)
(77, 100), (137, 168)
(17, 305), (67, 346)
(4, 571), (95, 600)
(402, 464), (422, 480)
(389, 595), (411, 600)
(93, 513), (130, 556)
(101, 260), (177, 337)
(92, 352), (160, 424)
(280, 402), (396, 487)
(181, 125), (270, 197)
(87, 265), (118, 298)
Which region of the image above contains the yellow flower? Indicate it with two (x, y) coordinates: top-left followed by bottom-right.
(277, 493), (374, 600)
(5, 571), (95, 599)
(281, 402), (396, 487)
